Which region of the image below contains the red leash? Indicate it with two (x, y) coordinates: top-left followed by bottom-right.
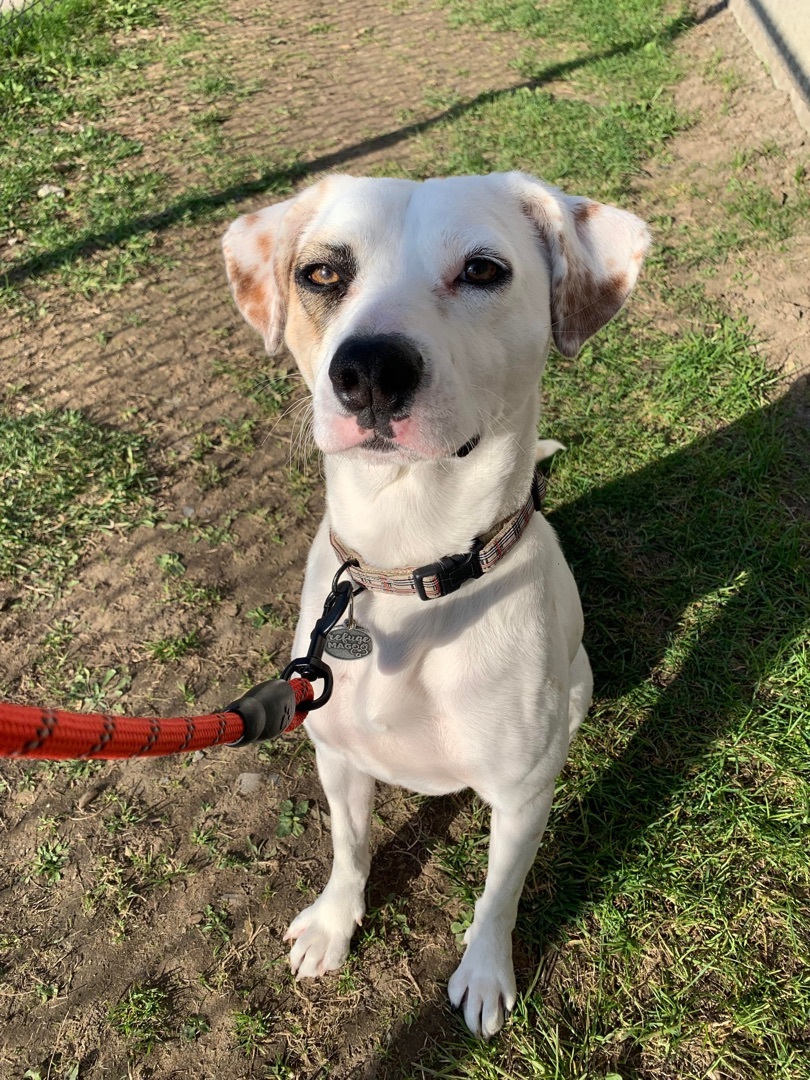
(0, 568), (356, 762)
(0, 678), (314, 761)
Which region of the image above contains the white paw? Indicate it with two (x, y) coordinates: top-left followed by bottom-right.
(447, 932), (517, 1040)
(283, 889), (363, 978)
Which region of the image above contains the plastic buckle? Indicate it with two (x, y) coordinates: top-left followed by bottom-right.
(412, 544), (484, 601)
(532, 468), (546, 511)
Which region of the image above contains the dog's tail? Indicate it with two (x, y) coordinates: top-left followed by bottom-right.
(535, 439), (566, 464)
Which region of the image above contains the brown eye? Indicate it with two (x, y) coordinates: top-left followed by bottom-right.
(459, 258), (506, 286)
(307, 264), (341, 286)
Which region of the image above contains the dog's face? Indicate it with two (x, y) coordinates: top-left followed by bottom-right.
(223, 172), (649, 464)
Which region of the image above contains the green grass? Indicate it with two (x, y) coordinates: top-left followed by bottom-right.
(0, 406), (155, 587)
(107, 981), (174, 1053)
(232, 1005), (275, 1055)
(0, 0), (293, 300)
(144, 628), (204, 662)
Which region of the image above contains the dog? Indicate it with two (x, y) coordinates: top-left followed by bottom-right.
(223, 172), (649, 1038)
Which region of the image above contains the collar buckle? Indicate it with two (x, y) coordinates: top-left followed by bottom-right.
(412, 541), (484, 601)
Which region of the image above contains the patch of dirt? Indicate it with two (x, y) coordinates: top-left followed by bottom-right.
(0, 0), (808, 1077)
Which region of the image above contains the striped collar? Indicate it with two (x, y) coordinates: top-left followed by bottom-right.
(329, 470), (546, 601)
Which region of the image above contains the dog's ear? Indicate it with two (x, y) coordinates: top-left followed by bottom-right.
(222, 193), (315, 354)
(510, 172), (650, 359)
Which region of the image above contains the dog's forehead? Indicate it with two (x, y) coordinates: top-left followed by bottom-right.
(299, 175), (522, 261)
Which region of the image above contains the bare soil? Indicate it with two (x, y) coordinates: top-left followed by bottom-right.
(0, 0), (807, 1076)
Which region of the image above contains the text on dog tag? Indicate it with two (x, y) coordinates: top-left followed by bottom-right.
(324, 624), (373, 660)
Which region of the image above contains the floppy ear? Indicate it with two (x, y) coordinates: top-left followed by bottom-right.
(222, 196), (302, 354)
(510, 172), (650, 359)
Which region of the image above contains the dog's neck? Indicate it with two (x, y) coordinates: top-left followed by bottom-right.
(324, 405), (540, 570)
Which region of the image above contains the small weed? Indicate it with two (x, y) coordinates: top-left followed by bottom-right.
(199, 904), (231, 953)
(103, 792), (146, 836)
(31, 840), (69, 884)
(449, 907), (474, 948)
(181, 1013), (210, 1041)
(222, 416), (257, 450)
(212, 358), (296, 414)
(67, 665), (131, 711)
(145, 629), (203, 662)
(198, 461), (225, 490)
(33, 979), (60, 1003)
(171, 578), (223, 607)
(156, 551), (186, 576)
(233, 1006), (274, 1054)
(247, 604), (285, 629)
(276, 799), (309, 838)
(107, 981), (174, 1053)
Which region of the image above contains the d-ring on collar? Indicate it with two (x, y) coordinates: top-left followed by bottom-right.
(329, 470), (546, 601)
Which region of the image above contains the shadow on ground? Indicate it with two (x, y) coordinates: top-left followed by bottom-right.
(0, 5), (735, 290)
(357, 378), (808, 1077)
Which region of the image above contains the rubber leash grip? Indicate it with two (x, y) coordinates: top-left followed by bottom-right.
(227, 679), (301, 745)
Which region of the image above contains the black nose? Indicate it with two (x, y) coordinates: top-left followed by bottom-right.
(329, 334), (424, 430)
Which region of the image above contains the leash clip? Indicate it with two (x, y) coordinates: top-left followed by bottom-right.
(281, 573), (355, 712)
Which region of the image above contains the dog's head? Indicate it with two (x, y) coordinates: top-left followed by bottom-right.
(223, 172), (649, 464)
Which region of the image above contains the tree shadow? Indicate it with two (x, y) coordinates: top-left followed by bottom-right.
(368, 378), (808, 1076)
(0, 4), (733, 289)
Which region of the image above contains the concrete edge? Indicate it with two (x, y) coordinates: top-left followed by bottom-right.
(729, 0), (810, 137)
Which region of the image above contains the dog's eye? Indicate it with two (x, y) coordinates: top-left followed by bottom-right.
(306, 264), (341, 286)
(459, 258), (507, 286)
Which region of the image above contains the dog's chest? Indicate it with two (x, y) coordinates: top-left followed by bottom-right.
(303, 660), (470, 796)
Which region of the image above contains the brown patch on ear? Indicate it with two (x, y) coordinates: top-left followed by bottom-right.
(553, 269), (628, 359)
(573, 201), (599, 225)
(225, 258), (269, 336)
(256, 231), (274, 261)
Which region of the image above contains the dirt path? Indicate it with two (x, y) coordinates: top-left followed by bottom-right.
(0, 0), (807, 1076)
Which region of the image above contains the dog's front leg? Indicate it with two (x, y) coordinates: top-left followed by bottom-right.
(284, 742), (375, 978)
(448, 787), (555, 1039)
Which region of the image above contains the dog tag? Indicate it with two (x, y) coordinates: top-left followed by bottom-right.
(324, 589), (373, 660)
(324, 623), (373, 660)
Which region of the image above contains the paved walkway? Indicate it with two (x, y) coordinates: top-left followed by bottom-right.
(731, 0), (810, 133)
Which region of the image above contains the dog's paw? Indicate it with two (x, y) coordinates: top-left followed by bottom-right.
(447, 933), (517, 1040)
(283, 890), (363, 979)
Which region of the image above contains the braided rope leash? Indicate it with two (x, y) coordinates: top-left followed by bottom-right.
(0, 678), (315, 761)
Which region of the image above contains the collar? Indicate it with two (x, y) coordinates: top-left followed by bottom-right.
(329, 470), (546, 601)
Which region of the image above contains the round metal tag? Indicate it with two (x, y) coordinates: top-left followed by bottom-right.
(324, 624), (373, 661)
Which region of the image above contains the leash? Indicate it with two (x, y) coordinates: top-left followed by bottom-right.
(0, 571), (355, 761)
(0, 466), (547, 761)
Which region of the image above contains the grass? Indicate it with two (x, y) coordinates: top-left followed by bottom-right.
(0, 0), (299, 303)
(0, 406), (155, 588)
(107, 980), (174, 1053)
(144, 628), (204, 662)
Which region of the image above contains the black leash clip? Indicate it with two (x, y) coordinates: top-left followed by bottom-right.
(280, 562), (357, 712)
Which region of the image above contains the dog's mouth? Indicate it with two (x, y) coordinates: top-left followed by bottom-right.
(359, 433), (402, 454)
(358, 431), (481, 459)
(455, 434), (480, 458)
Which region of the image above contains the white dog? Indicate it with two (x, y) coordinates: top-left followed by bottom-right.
(223, 172), (648, 1038)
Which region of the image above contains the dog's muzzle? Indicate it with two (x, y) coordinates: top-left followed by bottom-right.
(329, 334), (424, 433)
